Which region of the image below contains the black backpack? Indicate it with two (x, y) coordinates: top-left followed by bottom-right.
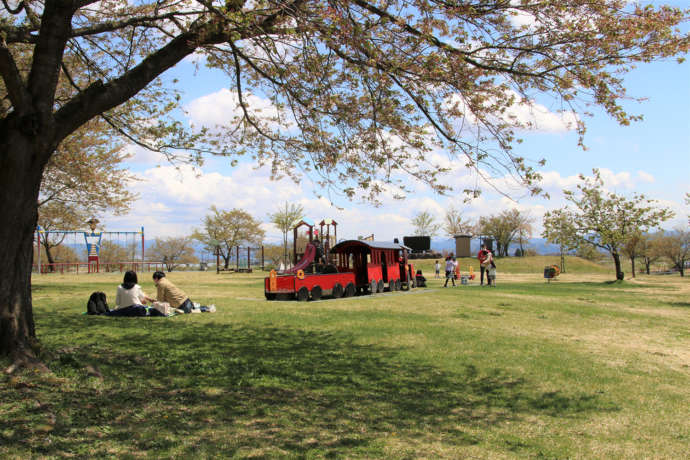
(87, 291), (109, 315)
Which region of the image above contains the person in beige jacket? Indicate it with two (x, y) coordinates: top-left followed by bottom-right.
(152, 271), (193, 313)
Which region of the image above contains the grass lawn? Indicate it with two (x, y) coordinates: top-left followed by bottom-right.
(2, 261), (689, 458)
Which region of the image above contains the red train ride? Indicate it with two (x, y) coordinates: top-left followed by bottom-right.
(264, 219), (416, 301)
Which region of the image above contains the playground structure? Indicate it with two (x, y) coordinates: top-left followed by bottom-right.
(33, 220), (151, 274)
(265, 218), (417, 301)
(290, 218), (338, 270)
(214, 245), (265, 273)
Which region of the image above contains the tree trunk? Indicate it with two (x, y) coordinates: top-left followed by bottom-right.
(0, 127), (51, 363)
(644, 258), (651, 275)
(612, 252), (624, 280)
(42, 240), (56, 272)
(630, 256), (636, 278)
(283, 233), (288, 268)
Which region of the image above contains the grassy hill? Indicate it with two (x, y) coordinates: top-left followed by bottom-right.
(412, 255), (613, 276)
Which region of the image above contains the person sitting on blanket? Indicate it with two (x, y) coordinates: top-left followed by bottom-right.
(151, 271), (195, 313)
(151, 271), (217, 314)
(115, 271), (150, 309)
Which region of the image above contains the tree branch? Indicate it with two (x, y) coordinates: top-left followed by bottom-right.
(229, 41), (279, 142)
(54, 8), (292, 143)
(1, 0), (25, 15)
(349, 0), (548, 79)
(70, 11), (202, 39)
(0, 38), (30, 113)
(54, 27), (199, 142)
(0, 25), (38, 44)
(27, 1), (76, 118)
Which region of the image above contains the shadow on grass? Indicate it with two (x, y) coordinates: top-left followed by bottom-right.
(502, 280), (671, 297)
(669, 302), (690, 308)
(1, 313), (619, 457)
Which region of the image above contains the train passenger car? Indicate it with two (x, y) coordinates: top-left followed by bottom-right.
(264, 240), (416, 301)
(330, 240), (415, 293)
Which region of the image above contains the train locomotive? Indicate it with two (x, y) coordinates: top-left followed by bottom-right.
(264, 219), (416, 301)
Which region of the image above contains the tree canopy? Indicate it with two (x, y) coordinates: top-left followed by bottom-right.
(192, 206), (265, 269)
(443, 206), (473, 237)
(543, 169), (674, 280)
(268, 201), (305, 266)
(656, 229), (690, 277)
(478, 208), (530, 257)
(2, 1), (688, 200)
(411, 210), (440, 237)
(148, 236), (198, 272)
(36, 118), (137, 267)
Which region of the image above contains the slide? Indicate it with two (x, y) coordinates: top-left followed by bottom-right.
(284, 243), (316, 274)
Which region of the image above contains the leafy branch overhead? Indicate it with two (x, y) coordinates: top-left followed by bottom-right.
(1, 0), (688, 202)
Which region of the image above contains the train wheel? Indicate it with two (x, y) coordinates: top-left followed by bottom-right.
(369, 280), (377, 294)
(265, 292), (276, 300)
(345, 283), (356, 297)
(396, 280), (402, 291)
(377, 280), (384, 293)
(332, 283), (344, 298)
(296, 287), (309, 302)
(311, 286), (322, 301)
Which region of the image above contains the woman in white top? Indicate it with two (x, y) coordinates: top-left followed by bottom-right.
(115, 271), (152, 309)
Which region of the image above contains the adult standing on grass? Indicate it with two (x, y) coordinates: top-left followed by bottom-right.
(444, 255), (456, 287)
(478, 245), (493, 286)
(435, 260), (441, 279)
(152, 271), (194, 314)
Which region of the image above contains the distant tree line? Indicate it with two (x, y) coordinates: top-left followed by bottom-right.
(410, 170), (685, 280)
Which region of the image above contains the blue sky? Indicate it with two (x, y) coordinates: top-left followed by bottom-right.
(105, 7), (690, 246)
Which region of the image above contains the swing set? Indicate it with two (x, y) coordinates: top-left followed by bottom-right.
(33, 221), (160, 274)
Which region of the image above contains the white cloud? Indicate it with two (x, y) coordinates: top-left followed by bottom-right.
(124, 144), (169, 165)
(637, 171), (655, 183)
(507, 8), (536, 29)
(445, 89), (578, 134)
(185, 88), (293, 132)
(595, 168), (636, 190)
(101, 150), (685, 246)
(538, 171), (582, 192)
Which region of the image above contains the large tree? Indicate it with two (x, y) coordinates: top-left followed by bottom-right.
(36, 201), (88, 270)
(148, 236), (198, 272)
(542, 208), (580, 273)
(544, 170), (674, 280)
(411, 210), (441, 237)
(268, 201), (305, 267)
(478, 208), (529, 257)
(443, 206), (473, 237)
(656, 229), (690, 277)
(37, 118), (137, 268)
(638, 232), (663, 275)
(1, 1), (688, 364)
(192, 206), (265, 269)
